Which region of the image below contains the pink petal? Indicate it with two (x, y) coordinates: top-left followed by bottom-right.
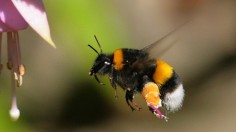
(12, 0), (55, 48)
(0, 0), (28, 32)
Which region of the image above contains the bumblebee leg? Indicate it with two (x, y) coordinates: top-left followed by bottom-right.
(141, 78), (168, 121)
(125, 90), (141, 111)
(113, 84), (118, 99)
(109, 69), (118, 98)
(94, 74), (105, 85)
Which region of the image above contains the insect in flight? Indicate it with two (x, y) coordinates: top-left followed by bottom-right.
(88, 23), (187, 121)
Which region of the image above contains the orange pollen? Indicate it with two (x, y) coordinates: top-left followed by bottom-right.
(141, 82), (161, 107)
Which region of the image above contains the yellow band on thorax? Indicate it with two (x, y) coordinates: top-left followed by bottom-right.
(113, 49), (124, 70)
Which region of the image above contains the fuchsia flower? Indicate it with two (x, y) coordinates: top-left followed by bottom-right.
(0, 0), (55, 121)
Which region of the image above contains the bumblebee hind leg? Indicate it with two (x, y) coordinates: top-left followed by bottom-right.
(141, 76), (168, 121)
(125, 90), (141, 111)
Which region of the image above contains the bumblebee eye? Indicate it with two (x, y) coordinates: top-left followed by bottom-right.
(104, 61), (110, 65)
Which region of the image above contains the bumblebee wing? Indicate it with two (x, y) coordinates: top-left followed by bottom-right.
(141, 20), (190, 57)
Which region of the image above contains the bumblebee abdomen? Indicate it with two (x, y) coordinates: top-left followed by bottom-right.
(151, 60), (184, 112)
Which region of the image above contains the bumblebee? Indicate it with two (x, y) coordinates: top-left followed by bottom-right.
(88, 25), (185, 121)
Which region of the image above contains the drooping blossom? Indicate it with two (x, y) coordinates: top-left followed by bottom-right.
(0, 0), (55, 121)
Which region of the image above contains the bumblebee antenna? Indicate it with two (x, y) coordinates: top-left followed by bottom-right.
(88, 44), (100, 55)
(94, 35), (103, 53)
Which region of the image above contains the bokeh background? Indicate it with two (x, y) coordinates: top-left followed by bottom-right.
(0, 0), (236, 131)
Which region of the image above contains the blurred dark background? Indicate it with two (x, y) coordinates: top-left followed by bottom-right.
(0, 0), (236, 131)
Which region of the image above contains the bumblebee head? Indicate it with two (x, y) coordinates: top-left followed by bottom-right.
(88, 35), (111, 84)
(89, 53), (111, 76)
